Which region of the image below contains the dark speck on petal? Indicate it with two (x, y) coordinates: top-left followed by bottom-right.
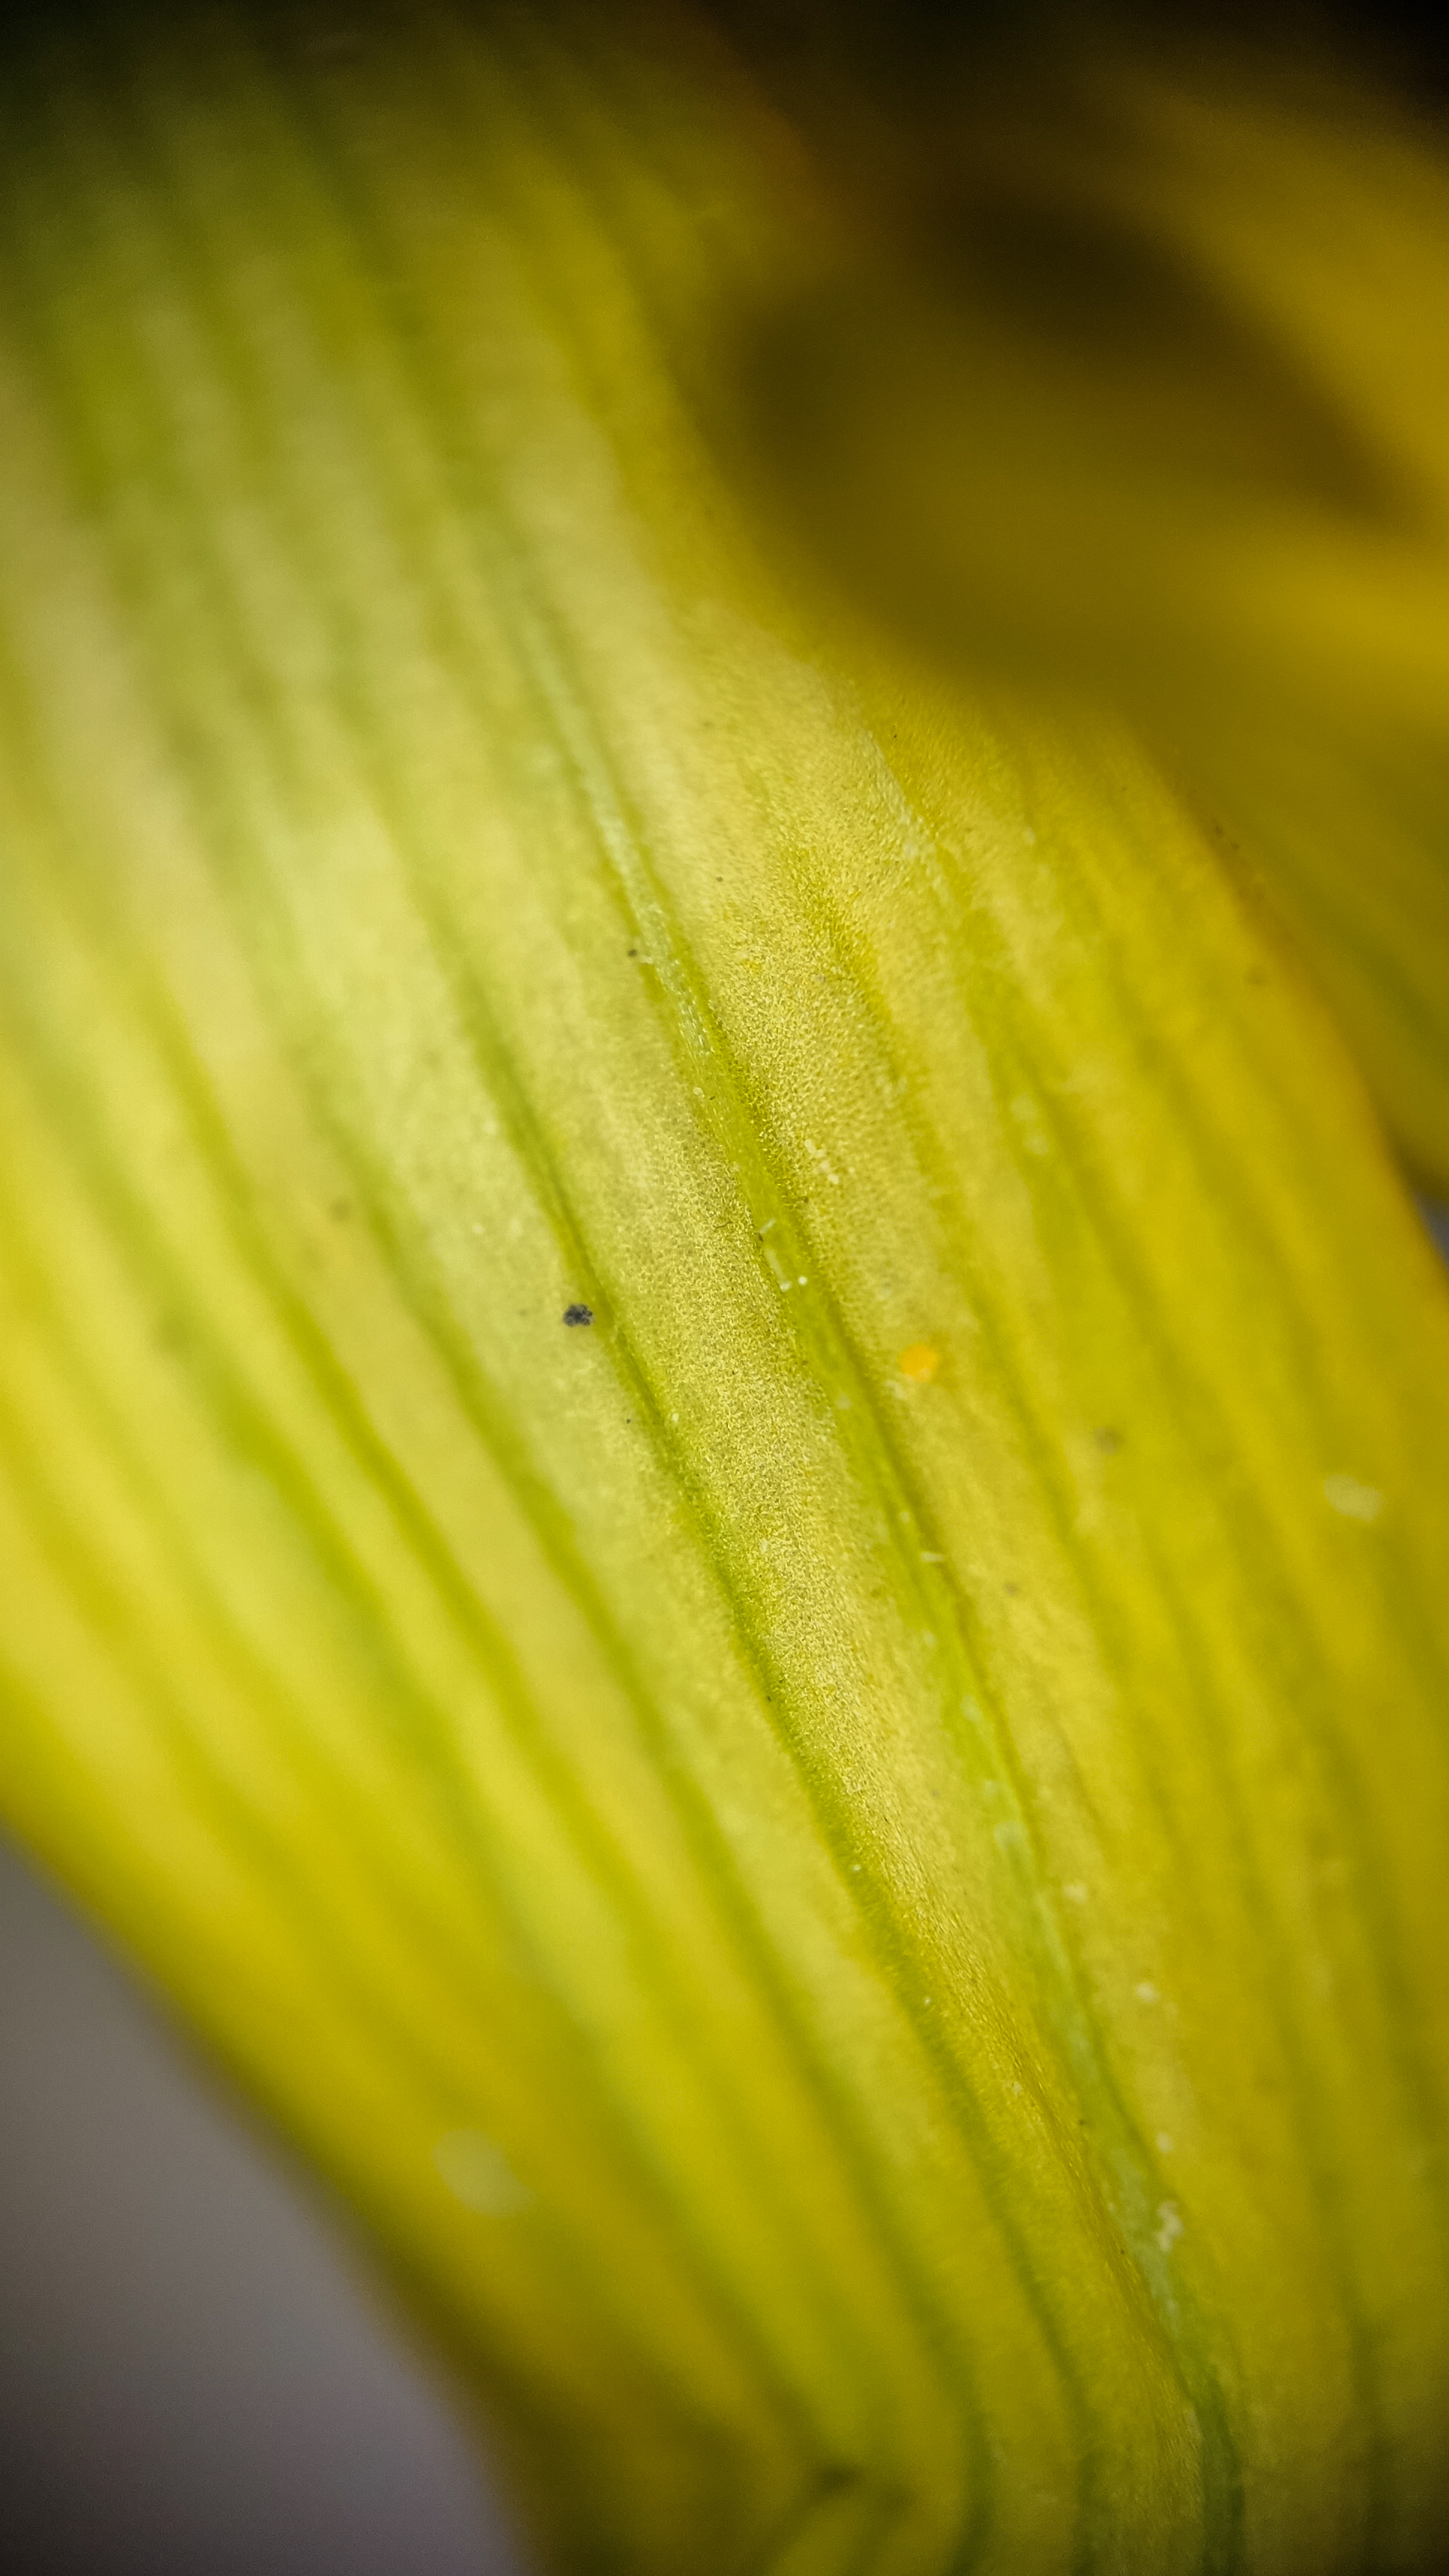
(563, 1303), (594, 1327)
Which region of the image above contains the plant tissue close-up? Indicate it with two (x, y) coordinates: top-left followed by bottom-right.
(1, 2), (1447, 2571)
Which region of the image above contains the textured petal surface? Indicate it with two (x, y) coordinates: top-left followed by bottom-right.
(0, 8), (1446, 2573)
(738, 34), (1449, 1187)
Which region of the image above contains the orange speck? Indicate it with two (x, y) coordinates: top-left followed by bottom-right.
(897, 1342), (940, 1384)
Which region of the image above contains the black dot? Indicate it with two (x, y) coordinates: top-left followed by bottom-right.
(563, 1303), (594, 1327)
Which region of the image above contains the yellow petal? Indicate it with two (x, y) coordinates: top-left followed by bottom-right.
(738, 33), (1449, 1186)
(0, 10), (1445, 2573)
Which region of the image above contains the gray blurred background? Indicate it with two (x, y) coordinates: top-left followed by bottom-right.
(0, 1838), (528, 2576)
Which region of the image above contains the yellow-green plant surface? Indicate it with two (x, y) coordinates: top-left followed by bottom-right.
(0, 6), (1446, 2573)
(738, 27), (1449, 1191)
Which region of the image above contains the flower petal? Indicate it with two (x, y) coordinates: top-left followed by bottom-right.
(0, 10), (1446, 2573)
(739, 38), (1449, 1186)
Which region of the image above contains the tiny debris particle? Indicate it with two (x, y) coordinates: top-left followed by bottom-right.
(563, 1303), (594, 1327)
(432, 2129), (531, 2216)
(1135, 1981), (1160, 2004)
(1093, 1426), (1122, 1454)
(1323, 1471), (1383, 1523)
(898, 1342), (939, 1384)
(1156, 2131), (1174, 2155)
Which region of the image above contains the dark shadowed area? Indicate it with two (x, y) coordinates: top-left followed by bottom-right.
(0, 1838), (528, 2576)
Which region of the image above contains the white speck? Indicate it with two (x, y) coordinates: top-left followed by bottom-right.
(797, 1276), (808, 1287)
(1156, 2131), (1174, 2155)
(1024, 827), (1037, 847)
(1009, 1092), (1051, 1156)
(433, 2130), (531, 2215)
(1156, 2199), (1183, 2253)
(1135, 1982), (1159, 2004)
(850, 1863), (862, 1872)
(472, 1223), (485, 1236)
(759, 1219), (777, 1237)
(1011, 2080), (1024, 2096)
(962, 1696), (984, 1726)
(670, 1411), (678, 1423)
(1063, 1881), (1089, 1904)
(804, 1137), (845, 1186)
(780, 1279), (791, 1291)
(923, 1997), (933, 2007)
(1323, 1472), (1383, 1524)
(921, 1550), (945, 1564)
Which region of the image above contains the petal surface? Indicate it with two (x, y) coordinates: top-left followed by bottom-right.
(0, 10), (1446, 2574)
